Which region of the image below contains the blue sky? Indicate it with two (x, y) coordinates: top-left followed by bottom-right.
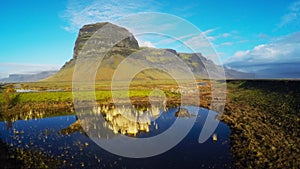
(0, 0), (300, 78)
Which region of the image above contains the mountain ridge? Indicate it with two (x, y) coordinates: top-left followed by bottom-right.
(44, 22), (253, 82)
(0, 71), (57, 83)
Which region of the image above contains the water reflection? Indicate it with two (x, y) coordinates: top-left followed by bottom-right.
(4, 110), (47, 122)
(100, 105), (162, 136)
(2, 109), (72, 123)
(62, 105), (165, 138)
(0, 105), (232, 168)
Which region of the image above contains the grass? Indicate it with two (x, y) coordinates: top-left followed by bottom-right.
(0, 79), (212, 107)
(0, 90), (181, 104)
(19, 80), (181, 91)
(227, 80), (300, 118)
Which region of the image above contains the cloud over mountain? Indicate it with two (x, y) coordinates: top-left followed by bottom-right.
(225, 32), (300, 78)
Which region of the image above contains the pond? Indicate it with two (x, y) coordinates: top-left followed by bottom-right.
(0, 106), (232, 169)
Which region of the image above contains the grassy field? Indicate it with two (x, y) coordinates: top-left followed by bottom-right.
(0, 90), (182, 104)
(13, 80), (184, 91)
(0, 79), (209, 104)
(226, 80), (300, 117)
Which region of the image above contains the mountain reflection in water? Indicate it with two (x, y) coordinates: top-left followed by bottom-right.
(0, 105), (232, 169)
(64, 105), (166, 137)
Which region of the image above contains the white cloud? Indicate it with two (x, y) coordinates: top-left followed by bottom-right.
(222, 33), (231, 38)
(202, 28), (218, 36)
(176, 28), (220, 49)
(257, 33), (270, 39)
(133, 28), (219, 51)
(185, 33), (213, 48)
(220, 42), (233, 46)
(191, 29), (235, 48)
(225, 32), (300, 78)
(278, 0), (300, 28)
(237, 39), (250, 44)
(62, 0), (160, 32)
(153, 33), (197, 46)
(153, 28), (217, 47)
(0, 63), (60, 78)
(139, 41), (156, 48)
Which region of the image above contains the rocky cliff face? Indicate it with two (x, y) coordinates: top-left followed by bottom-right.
(73, 22), (139, 59)
(45, 22), (252, 82)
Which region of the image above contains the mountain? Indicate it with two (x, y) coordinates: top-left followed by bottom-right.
(44, 22), (253, 82)
(0, 71), (57, 83)
(225, 62), (300, 79)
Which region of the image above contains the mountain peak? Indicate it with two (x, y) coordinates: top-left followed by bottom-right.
(73, 22), (139, 59)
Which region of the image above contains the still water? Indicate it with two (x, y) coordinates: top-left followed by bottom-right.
(0, 106), (232, 169)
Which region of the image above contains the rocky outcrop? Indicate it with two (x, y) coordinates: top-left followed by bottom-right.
(175, 108), (194, 118)
(73, 22), (139, 59)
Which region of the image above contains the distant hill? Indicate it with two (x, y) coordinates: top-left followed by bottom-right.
(0, 71), (57, 83)
(44, 22), (253, 82)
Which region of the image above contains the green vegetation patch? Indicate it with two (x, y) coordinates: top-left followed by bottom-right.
(0, 90), (180, 104)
